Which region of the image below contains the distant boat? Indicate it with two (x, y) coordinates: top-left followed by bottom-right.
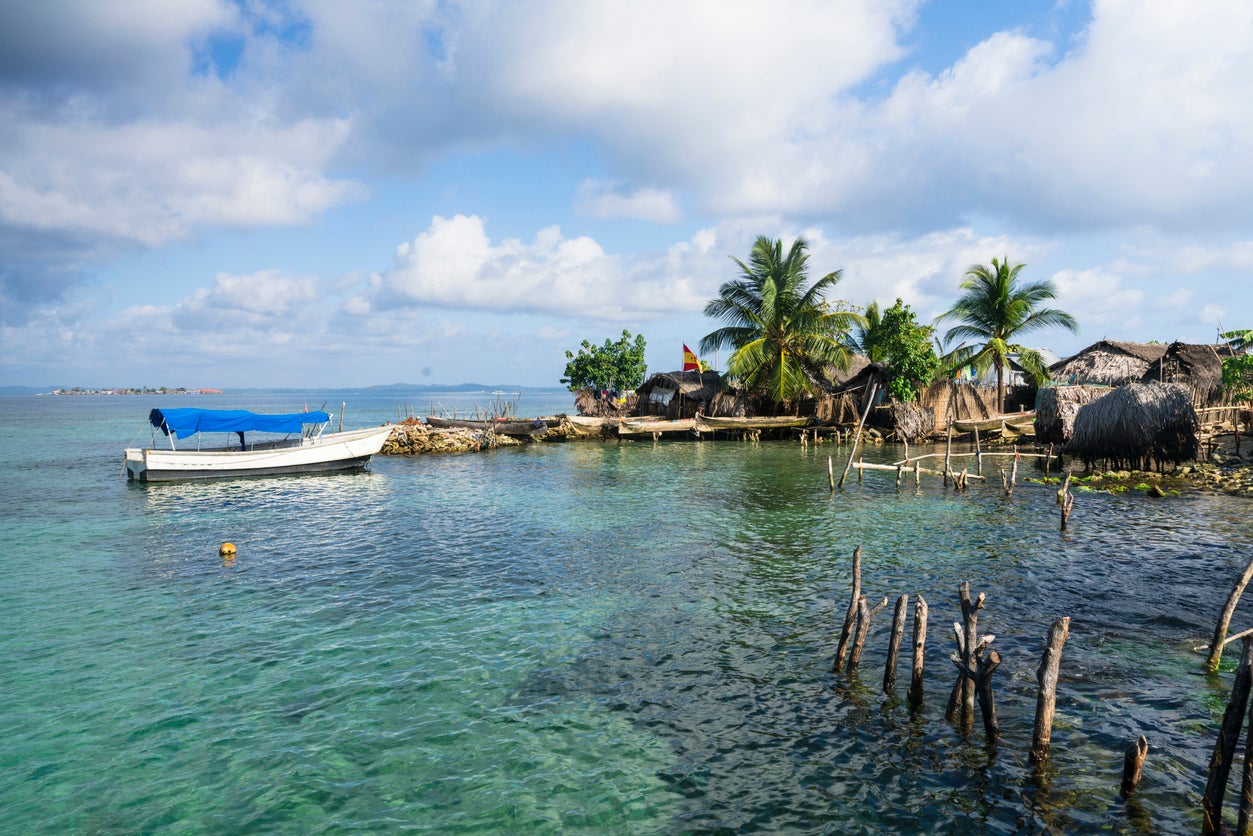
(124, 408), (393, 482)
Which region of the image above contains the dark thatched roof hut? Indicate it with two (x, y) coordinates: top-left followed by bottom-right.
(1140, 341), (1231, 406)
(634, 370), (728, 419)
(1035, 385), (1110, 444)
(1050, 340), (1168, 387)
(1067, 382), (1199, 471)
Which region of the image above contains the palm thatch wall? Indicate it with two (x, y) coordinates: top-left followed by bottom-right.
(633, 370), (725, 419)
(1035, 385), (1110, 444)
(1067, 382), (1199, 471)
(1049, 340), (1168, 387)
(918, 379), (999, 425)
(1140, 341), (1231, 406)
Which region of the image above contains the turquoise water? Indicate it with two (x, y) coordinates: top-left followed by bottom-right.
(2, 390), (1251, 833)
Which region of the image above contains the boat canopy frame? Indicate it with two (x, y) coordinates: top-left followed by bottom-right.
(148, 408), (332, 451)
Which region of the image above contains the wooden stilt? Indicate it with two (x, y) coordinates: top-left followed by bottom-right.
(908, 595), (928, 705)
(1031, 616), (1071, 765)
(883, 594), (909, 693)
(834, 546), (862, 672)
(827, 455), (835, 492)
(1204, 638), (1253, 833)
(1061, 491), (1075, 531)
(1120, 735), (1149, 800)
(848, 595), (888, 674)
(944, 423), (953, 486)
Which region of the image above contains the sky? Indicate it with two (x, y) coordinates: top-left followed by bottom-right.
(2, 0), (1252, 389)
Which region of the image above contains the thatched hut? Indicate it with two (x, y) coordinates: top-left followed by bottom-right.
(1035, 385), (1110, 444)
(1067, 382), (1199, 471)
(634, 370), (727, 419)
(574, 387), (638, 417)
(917, 379), (999, 427)
(1049, 340), (1168, 387)
(1140, 341), (1231, 407)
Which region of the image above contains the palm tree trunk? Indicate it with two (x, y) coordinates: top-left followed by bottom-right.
(996, 361), (1005, 414)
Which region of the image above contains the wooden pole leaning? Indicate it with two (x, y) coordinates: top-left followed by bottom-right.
(1203, 637), (1253, 833)
(1207, 555), (1253, 673)
(838, 384), (878, 488)
(848, 595), (889, 675)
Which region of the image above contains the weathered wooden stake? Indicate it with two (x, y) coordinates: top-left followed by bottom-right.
(1045, 443), (1054, 479)
(1120, 735), (1149, 799)
(946, 583), (986, 726)
(1060, 491), (1075, 531)
(974, 426), (982, 475)
(848, 595), (888, 675)
(1204, 638), (1253, 834)
(833, 545), (862, 671)
(1056, 470), (1072, 505)
(883, 594), (909, 693)
(914, 459), (921, 488)
(951, 648), (1002, 739)
(1207, 555), (1253, 673)
(828, 455), (835, 491)
(1240, 692), (1253, 832)
(908, 595), (929, 705)
(1031, 616), (1071, 765)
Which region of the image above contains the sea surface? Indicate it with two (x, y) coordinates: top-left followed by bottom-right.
(2, 388), (1251, 834)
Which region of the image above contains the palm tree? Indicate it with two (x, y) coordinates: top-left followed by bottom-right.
(848, 299), (884, 362)
(1221, 329), (1253, 353)
(700, 236), (863, 412)
(937, 257), (1078, 414)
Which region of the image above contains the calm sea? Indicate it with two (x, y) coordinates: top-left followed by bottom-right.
(2, 388), (1250, 834)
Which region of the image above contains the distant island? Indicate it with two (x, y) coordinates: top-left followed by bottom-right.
(49, 387), (223, 395)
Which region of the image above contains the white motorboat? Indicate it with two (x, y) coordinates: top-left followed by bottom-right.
(124, 407), (393, 482)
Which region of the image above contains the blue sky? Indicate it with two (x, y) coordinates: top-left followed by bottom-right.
(2, 0), (1251, 389)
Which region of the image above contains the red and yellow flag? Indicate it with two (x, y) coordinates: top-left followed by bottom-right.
(682, 344), (701, 372)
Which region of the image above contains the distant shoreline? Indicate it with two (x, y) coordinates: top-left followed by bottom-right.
(49, 388), (222, 396)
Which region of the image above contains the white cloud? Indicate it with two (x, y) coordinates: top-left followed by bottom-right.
(575, 180), (680, 222)
(365, 214), (712, 319)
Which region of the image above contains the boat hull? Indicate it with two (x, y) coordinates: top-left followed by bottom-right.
(125, 425), (394, 482)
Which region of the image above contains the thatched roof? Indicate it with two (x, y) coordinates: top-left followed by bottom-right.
(825, 355), (872, 390)
(1067, 382), (1199, 469)
(1035, 385), (1110, 444)
(1140, 341), (1230, 404)
(1050, 340), (1168, 387)
(637, 369), (722, 400)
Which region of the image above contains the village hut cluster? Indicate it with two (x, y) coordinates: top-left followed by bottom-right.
(381, 337), (1247, 485)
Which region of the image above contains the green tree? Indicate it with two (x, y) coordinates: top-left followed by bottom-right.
(700, 235), (862, 411)
(936, 257), (1078, 413)
(858, 298), (940, 402)
(848, 299), (885, 362)
(560, 329), (648, 392)
(1223, 353), (1253, 403)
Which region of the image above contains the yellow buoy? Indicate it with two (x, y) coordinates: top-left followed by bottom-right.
(219, 542), (237, 556)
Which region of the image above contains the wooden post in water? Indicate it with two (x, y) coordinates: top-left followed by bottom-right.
(834, 546), (862, 671)
(848, 595), (888, 675)
(1120, 735), (1149, 800)
(827, 456), (835, 491)
(944, 422), (953, 486)
(1045, 443), (1054, 479)
(1207, 555), (1253, 673)
(838, 384), (878, 488)
(973, 426), (982, 475)
(1240, 700), (1253, 833)
(883, 594), (909, 693)
(1060, 491), (1075, 531)
(908, 595), (928, 705)
(953, 648), (1002, 739)
(1204, 638), (1253, 833)
(946, 582), (986, 727)
(1031, 616), (1071, 766)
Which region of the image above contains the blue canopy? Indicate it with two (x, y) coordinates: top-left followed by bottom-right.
(149, 408), (332, 439)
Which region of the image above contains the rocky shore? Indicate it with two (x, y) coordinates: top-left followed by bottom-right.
(379, 416), (1253, 498)
(380, 415), (600, 455)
